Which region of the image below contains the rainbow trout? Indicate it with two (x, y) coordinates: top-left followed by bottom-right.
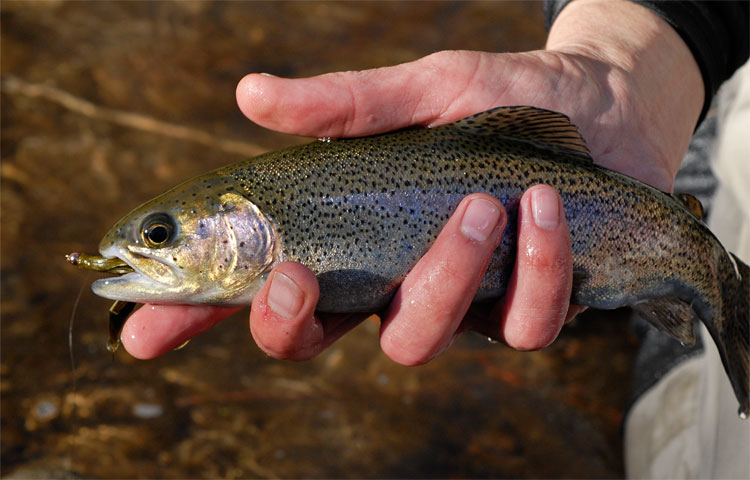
(74, 106), (750, 416)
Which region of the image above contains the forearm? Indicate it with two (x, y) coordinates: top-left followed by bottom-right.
(545, 0), (703, 188)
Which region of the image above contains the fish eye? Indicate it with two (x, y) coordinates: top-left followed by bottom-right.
(140, 213), (176, 248)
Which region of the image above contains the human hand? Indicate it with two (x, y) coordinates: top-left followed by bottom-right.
(121, 0), (703, 361)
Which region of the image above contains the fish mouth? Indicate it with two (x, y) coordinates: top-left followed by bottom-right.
(65, 252), (135, 275)
(91, 245), (182, 302)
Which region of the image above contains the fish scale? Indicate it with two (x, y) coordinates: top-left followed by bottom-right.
(221, 124), (677, 311)
(76, 106), (749, 416)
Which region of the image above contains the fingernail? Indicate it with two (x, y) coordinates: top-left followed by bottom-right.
(460, 198), (502, 242)
(267, 272), (304, 319)
(531, 187), (561, 230)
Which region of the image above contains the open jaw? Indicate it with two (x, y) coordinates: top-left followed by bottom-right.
(91, 246), (184, 303)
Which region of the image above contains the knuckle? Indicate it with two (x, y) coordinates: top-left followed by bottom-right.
(381, 334), (432, 366)
(503, 302), (568, 351)
(380, 306), (458, 366)
(433, 258), (472, 285)
(258, 335), (319, 362)
(253, 328), (298, 360)
(521, 239), (569, 271)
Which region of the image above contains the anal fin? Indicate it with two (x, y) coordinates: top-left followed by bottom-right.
(632, 298), (696, 345)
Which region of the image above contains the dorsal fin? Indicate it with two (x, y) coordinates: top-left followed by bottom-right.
(452, 106), (592, 160)
(674, 193), (705, 219)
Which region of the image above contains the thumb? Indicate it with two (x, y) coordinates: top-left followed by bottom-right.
(236, 50), (518, 138)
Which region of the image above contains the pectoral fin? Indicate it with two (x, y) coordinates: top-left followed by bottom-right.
(107, 300), (137, 353)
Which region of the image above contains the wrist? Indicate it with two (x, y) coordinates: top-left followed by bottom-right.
(545, 0), (703, 187)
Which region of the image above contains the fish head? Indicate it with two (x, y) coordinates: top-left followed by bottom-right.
(92, 177), (281, 305)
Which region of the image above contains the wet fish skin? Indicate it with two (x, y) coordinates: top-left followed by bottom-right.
(89, 106), (750, 416)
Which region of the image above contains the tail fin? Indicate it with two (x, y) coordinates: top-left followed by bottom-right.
(712, 253), (750, 418)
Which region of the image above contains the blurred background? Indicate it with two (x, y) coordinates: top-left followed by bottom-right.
(1, 2), (639, 478)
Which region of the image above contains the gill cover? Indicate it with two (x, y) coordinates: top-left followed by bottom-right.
(93, 191), (281, 305)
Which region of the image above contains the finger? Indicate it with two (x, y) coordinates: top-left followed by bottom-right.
(467, 302), (585, 338)
(248, 262), (320, 360)
(121, 304), (241, 360)
(249, 262), (367, 361)
(379, 194), (506, 365)
(490, 185), (573, 350)
(236, 51), (523, 138)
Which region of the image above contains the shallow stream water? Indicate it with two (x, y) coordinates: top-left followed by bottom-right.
(1, 2), (636, 477)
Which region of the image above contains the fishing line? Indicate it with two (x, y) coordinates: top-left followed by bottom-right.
(69, 276), (86, 375)
(65, 273), (88, 473)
